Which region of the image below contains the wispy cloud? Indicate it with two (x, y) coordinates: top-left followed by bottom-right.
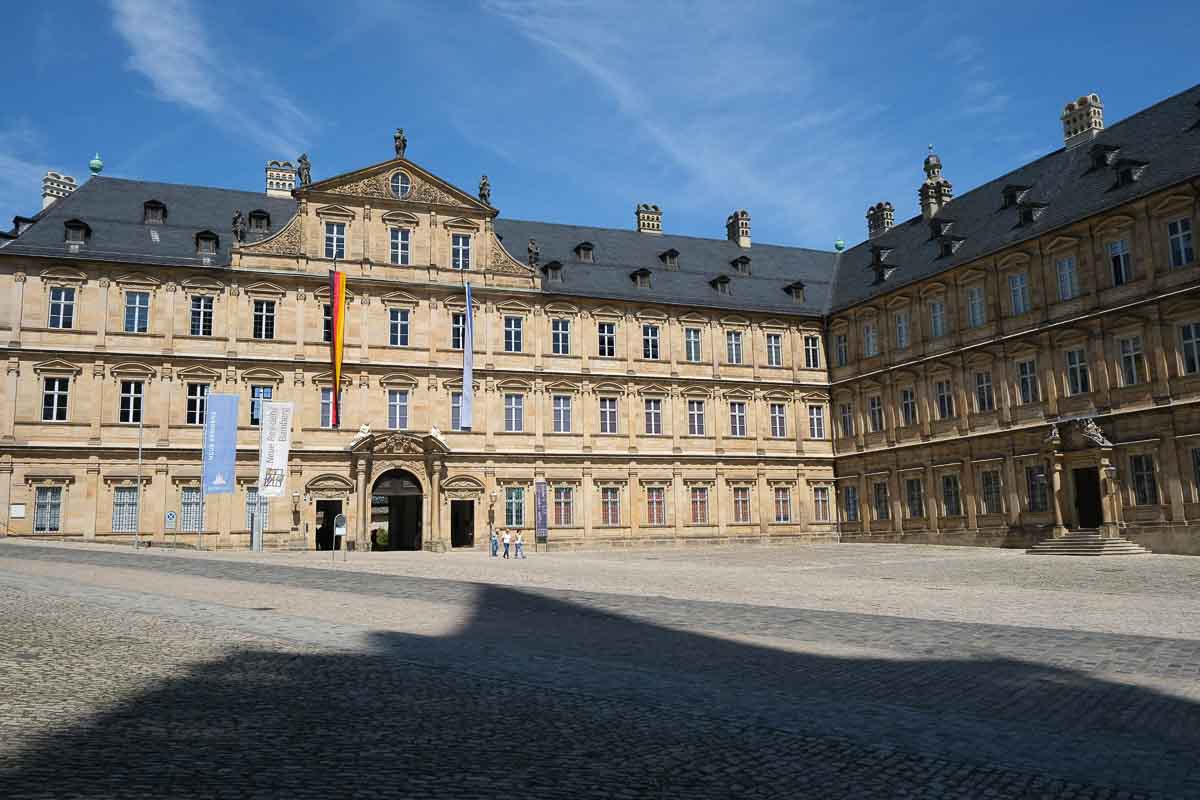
(0, 119), (51, 223)
(943, 34), (1010, 117)
(110, 0), (313, 155)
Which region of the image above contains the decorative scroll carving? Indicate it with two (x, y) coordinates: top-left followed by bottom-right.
(240, 214), (302, 256)
(328, 172), (461, 207)
(486, 229), (534, 275)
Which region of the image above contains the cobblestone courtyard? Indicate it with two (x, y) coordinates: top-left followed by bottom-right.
(2, 540), (1199, 798)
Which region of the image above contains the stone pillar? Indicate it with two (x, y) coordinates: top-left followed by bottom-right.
(88, 361), (104, 445)
(628, 467), (641, 539)
(155, 460), (169, 541)
(163, 282), (177, 353)
(3, 359), (19, 440)
(156, 367), (172, 447)
(924, 466), (940, 533)
(962, 463), (979, 531)
(95, 277), (109, 350)
(1148, 307), (1171, 401)
(295, 287), (307, 360)
(1003, 455), (1021, 527)
(358, 294), (370, 363)
(916, 372), (932, 439)
(1089, 326), (1111, 408)
(0, 457), (13, 534)
(7, 272), (25, 347)
(429, 457), (443, 551)
(889, 470), (903, 532)
(85, 458), (100, 539)
(625, 384), (638, 453)
(1050, 456), (1067, 536)
(714, 473), (725, 536)
(581, 465), (594, 541)
(226, 284), (240, 356)
(1160, 434), (1187, 523)
(955, 358), (971, 434)
(1039, 333), (1059, 417)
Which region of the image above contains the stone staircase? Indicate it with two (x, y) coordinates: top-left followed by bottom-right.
(1026, 529), (1150, 556)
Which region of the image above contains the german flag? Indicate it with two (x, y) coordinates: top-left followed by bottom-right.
(328, 269), (347, 428)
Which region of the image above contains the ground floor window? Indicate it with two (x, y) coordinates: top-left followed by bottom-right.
(733, 486), (751, 523)
(181, 487), (203, 531)
(872, 481), (889, 520)
(112, 486), (139, 532)
(812, 486), (830, 522)
(34, 487), (62, 532)
(773, 487), (791, 523)
(905, 478), (924, 519)
(840, 485), (859, 522)
(245, 487), (269, 530)
(505, 487), (525, 528)
(942, 475), (963, 517)
(1025, 465), (1048, 513)
(1130, 454), (1158, 506)
(646, 487), (666, 526)
(553, 486), (573, 526)
(690, 487), (709, 524)
(601, 487), (620, 526)
(980, 470), (1003, 515)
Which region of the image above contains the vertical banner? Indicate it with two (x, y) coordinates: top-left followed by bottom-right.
(535, 479), (548, 543)
(461, 282), (474, 430)
(257, 402), (294, 498)
(328, 269), (347, 428)
(201, 394), (239, 495)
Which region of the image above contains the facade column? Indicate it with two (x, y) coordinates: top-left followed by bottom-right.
(889, 470), (903, 532)
(672, 466), (685, 537)
(532, 381), (545, 452)
(156, 367), (172, 447)
(225, 284), (240, 356)
(581, 465), (594, 541)
(295, 288), (307, 360)
(1160, 434), (1187, 523)
(358, 293), (370, 363)
(579, 311), (591, 374)
(1039, 333), (1059, 417)
(155, 460), (169, 540)
(756, 467), (769, 535)
(714, 472), (725, 536)
(916, 370), (932, 439)
(858, 473), (869, 533)
(163, 282), (177, 353)
(88, 361), (104, 445)
(1050, 456), (1067, 536)
(962, 461), (979, 531)
(1089, 324), (1112, 408)
(1147, 308), (1171, 401)
(955, 358), (971, 435)
(625, 384), (638, 453)
(924, 465), (940, 534)
(1003, 455), (1021, 527)
(85, 458), (100, 539)
(94, 277), (109, 350)
(7, 272), (25, 347)
(0, 457), (13, 535)
(3, 359), (19, 440)
(429, 457), (442, 551)
(628, 467), (640, 539)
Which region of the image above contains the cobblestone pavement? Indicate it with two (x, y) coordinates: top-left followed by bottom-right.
(1, 541), (1198, 798)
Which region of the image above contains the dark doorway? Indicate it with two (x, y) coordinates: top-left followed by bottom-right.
(1073, 467), (1103, 529)
(315, 500), (342, 551)
(371, 469), (423, 551)
(451, 500), (475, 548)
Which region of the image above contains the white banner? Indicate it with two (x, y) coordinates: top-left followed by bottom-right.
(461, 282), (474, 430)
(257, 401), (294, 497)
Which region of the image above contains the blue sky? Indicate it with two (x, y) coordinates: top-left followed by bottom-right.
(2, 0), (1196, 250)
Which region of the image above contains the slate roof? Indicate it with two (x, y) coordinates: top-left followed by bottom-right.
(0, 177), (298, 268)
(493, 218), (836, 317)
(829, 83), (1200, 312)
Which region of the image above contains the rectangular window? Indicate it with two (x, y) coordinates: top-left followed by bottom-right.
(834, 334), (848, 367)
(966, 286), (986, 328)
(387, 389), (409, 430)
(929, 301), (946, 338)
(450, 392), (463, 431)
(324, 222), (345, 259)
(689, 487), (709, 524)
(1119, 336), (1143, 386)
(873, 481), (890, 520)
(389, 308), (410, 347)
(451, 234), (471, 269)
(800, 334), (819, 369)
(862, 323), (878, 357)
(646, 486), (666, 526)
(942, 475), (962, 516)
(642, 324), (660, 360)
(1131, 454), (1158, 506)
(894, 311), (910, 349)
(773, 487), (792, 523)
(900, 388), (916, 427)
(190, 296), (213, 336)
(1026, 465), (1048, 512)
(1182, 323), (1200, 375)
(41, 377), (69, 422)
(48, 287), (75, 329)
(1066, 349), (1091, 395)
(601, 487), (621, 526)
(597, 322), (616, 357)
(975, 371), (995, 412)
(250, 385), (272, 426)
(451, 312), (465, 350)
(389, 227), (410, 266)
(551, 319), (570, 355)
(1056, 256), (1079, 301)
(905, 478), (924, 518)
(503, 316), (523, 353)
(838, 403), (854, 437)
(935, 380), (955, 419)
(868, 396), (884, 432)
(34, 486), (63, 532)
(687, 399), (706, 436)
(981, 470), (1003, 515)
(252, 299), (275, 340)
(319, 387), (334, 428)
(729, 401), (747, 437)
(112, 486), (139, 532)
(322, 304), (332, 343)
(768, 333), (785, 367)
(726, 330), (743, 364)
(803, 404), (821, 439)
(180, 486), (203, 532)
(245, 486), (269, 532)
(1109, 239), (1132, 286)
(186, 383), (208, 425)
(1168, 218), (1194, 268)
(553, 486), (574, 526)
(505, 487), (524, 527)
(1009, 272), (1030, 315)
(1017, 360), (1040, 404)
(504, 394), (524, 432)
(552, 395), (572, 433)
(124, 291), (150, 333)
(771, 402), (788, 438)
(1192, 449), (1200, 502)
(813, 486), (830, 522)
(841, 485), (859, 522)
(643, 398), (663, 435)
(119, 380), (143, 424)
(684, 328), (701, 362)
(599, 397), (618, 434)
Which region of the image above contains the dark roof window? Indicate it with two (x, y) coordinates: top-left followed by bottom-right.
(630, 268), (652, 288)
(1016, 200), (1048, 226)
(64, 219), (91, 244)
(1112, 158), (1148, 188)
(785, 281), (806, 303)
(1000, 184), (1031, 209)
(574, 241), (594, 262)
(195, 230), (219, 256)
(143, 200), (166, 225)
(248, 210), (270, 231)
(659, 248), (680, 269)
(928, 218), (954, 239)
(937, 234), (967, 258)
(730, 255), (751, 274)
(1088, 143), (1121, 171)
(542, 260), (564, 282)
(709, 275), (732, 295)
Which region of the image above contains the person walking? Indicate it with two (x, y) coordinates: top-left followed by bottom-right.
(490, 529), (499, 558)
(515, 531), (526, 559)
(502, 530), (512, 559)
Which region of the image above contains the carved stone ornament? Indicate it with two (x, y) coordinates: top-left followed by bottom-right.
(1080, 418), (1112, 447)
(329, 172), (461, 207)
(1045, 423), (1060, 444)
(485, 229), (533, 275)
(240, 214), (302, 256)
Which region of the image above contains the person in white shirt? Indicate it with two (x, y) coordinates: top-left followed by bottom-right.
(501, 530), (512, 559)
(515, 531), (526, 559)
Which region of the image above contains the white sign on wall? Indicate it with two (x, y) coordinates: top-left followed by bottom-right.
(10, 503), (25, 519)
(257, 402), (295, 498)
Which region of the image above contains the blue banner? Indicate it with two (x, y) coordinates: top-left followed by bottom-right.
(202, 393), (239, 495)
(535, 480), (548, 543)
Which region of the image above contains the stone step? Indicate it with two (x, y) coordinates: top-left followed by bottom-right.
(1026, 534), (1151, 556)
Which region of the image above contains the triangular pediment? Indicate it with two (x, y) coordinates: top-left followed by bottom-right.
(303, 158), (490, 212)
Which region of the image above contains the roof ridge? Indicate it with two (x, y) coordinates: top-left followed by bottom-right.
(498, 216), (836, 255)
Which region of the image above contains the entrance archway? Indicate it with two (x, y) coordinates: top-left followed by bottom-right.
(371, 469), (424, 551)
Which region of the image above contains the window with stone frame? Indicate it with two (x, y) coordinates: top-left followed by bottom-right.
(900, 388), (917, 427)
(966, 285), (986, 328)
(862, 322), (879, 357)
(597, 321), (617, 358)
(733, 486), (752, 524)
(42, 377), (69, 422)
(642, 324), (660, 360)
(180, 486), (203, 532)
(689, 487), (709, 524)
(599, 397), (619, 434)
(980, 470), (1003, 515)
(1066, 349), (1092, 395)
(975, 371), (995, 412)
(645, 486), (666, 526)
(389, 227), (411, 266)
(1008, 272), (1031, 315)
(505, 487), (525, 527)
(872, 481), (889, 520)
(450, 392), (464, 431)
(245, 486), (269, 531)
(773, 487), (792, 523)
(771, 402), (788, 438)
(1130, 454), (1158, 506)
(1025, 465), (1048, 512)
(942, 474), (963, 516)
(803, 405), (819, 439)
(1109, 238), (1132, 286)
(112, 486), (139, 532)
(1056, 256), (1080, 301)
(726, 330), (743, 364)
(252, 299), (275, 340)
(767, 333), (784, 367)
(186, 383), (208, 425)
(684, 327), (702, 362)
(119, 380), (144, 424)
(503, 316), (523, 353)
(319, 387), (334, 428)
(322, 304), (332, 343)
(190, 295), (213, 336)
(803, 334), (820, 369)
(1119, 336), (1144, 386)
(124, 291), (151, 333)
(451, 233), (471, 269)
(249, 385), (271, 427)
(552, 395), (572, 433)
(451, 312), (466, 350)
(1191, 448), (1200, 502)
(934, 379), (955, 419)
(1017, 359), (1040, 404)
(553, 486), (574, 526)
(905, 478), (924, 518)
(868, 395), (884, 432)
(551, 318), (571, 355)
(838, 402), (854, 437)
(389, 308), (410, 347)
(324, 223), (345, 259)
(928, 301), (946, 338)
(34, 486), (63, 532)
(504, 393), (524, 432)
(894, 311), (910, 349)
(728, 401), (747, 437)
(813, 486), (830, 522)
(687, 399), (706, 436)
(834, 334), (848, 367)
(387, 389), (409, 430)
(644, 398), (663, 435)
(601, 487), (621, 526)
(48, 286), (75, 329)
(1182, 323), (1200, 375)
(841, 485), (859, 522)
(1168, 218), (1194, 268)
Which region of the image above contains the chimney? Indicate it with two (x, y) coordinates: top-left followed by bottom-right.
(41, 171), (77, 209)
(865, 202), (894, 238)
(919, 146), (954, 220)
(1061, 93), (1104, 149)
(725, 209), (751, 248)
(635, 203), (662, 234)
(265, 160), (296, 197)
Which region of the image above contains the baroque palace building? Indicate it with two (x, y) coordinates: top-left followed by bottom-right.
(1, 84), (1198, 554)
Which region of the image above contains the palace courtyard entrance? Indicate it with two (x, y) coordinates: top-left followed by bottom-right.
(371, 469), (423, 551)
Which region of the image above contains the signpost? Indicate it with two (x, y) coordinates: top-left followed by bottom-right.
(534, 480), (548, 549)
(165, 510), (178, 549)
(333, 513), (347, 562)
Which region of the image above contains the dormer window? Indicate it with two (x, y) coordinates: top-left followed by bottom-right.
(574, 242), (594, 263)
(1112, 158), (1148, 188)
(730, 255), (751, 275)
(659, 248), (680, 270)
(929, 218), (953, 239)
(1016, 201), (1048, 226)
(785, 281), (806, 304)
(143, 201), (166, 225)
(938, 234), (966, 258)
(542, 261), (564, 282)
(63, 219), (90, 244)
(248, 210), (270, 231)
(1088, 143), (1120, 171)
(1000, 184), (1031, 209)
(195, 231), (218, 256)
(710, 275), (732, 295)
(630, 268), (652, 289)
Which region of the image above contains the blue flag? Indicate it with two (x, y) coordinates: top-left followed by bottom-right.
(202, 393), (239, 495)
(461, 282), (474, 430)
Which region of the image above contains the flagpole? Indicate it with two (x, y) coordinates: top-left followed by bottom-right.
(135, 414), (143, 551)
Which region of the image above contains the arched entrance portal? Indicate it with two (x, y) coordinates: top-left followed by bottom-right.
(371, 469), (423, 551)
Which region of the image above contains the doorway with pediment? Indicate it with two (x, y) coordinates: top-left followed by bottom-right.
(371, 468), (424, 551)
